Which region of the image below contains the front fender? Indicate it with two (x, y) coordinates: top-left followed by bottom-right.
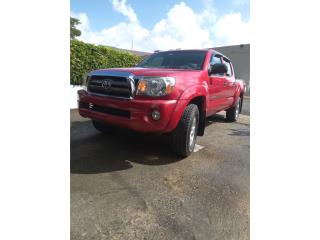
(178, 83), (208, 100)
(164, 84), (207, 133)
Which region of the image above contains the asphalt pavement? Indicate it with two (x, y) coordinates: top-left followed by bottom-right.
(70, 106), (250, 240)
(241, 97), (250, 116)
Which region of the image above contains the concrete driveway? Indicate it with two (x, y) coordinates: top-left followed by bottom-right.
(70, 109), (250, 240)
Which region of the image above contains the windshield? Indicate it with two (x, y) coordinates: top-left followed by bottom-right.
(137, 50), (207, 70)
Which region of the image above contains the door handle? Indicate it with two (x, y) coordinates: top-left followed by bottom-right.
(223, 81), (228, 86)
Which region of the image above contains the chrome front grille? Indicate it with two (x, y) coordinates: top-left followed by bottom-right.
(88, 76), (130, 98)
(87, 71), (135, 99)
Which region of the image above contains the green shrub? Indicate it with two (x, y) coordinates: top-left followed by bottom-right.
(70, 40), (143, 85)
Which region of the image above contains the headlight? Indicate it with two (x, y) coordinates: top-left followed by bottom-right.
(136, 77), (175, 96)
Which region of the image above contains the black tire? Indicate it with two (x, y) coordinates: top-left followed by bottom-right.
(226, 98), (241, 122)
(170, 104), (199, 157)
(92, 120), (115, 133)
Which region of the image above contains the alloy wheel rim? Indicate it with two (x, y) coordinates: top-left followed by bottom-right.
(235, 101), (240, 119)
(189, 117), (196, 151)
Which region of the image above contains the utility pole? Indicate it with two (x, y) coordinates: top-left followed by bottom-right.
(131, 40), (133, 50)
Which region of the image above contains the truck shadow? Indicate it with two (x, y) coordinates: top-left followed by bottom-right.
(70, 120), (183, 174)
(70, 113), (233, 174)
(206, 113), (227, 127)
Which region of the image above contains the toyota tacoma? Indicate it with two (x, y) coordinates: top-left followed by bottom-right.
(78, 49), (246, 157)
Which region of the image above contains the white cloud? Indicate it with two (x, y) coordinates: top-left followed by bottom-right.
(84, 22), (149, 51)
(72, 1), (249, 52)
(111, 0), (138, 23)
(71, 12), (90, 32)
(213, 13), (250, 46)
(149, 2), (213, 50)
(233, 0), (249, 6)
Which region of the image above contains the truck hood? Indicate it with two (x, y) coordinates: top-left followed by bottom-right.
(90, 67), (202, 77)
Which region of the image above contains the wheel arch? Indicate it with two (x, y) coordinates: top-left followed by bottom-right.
(188, 96), (206, 136)
(165, 85), (207, 135)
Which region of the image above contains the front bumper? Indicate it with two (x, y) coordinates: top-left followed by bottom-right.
(78, 90), (178, 133)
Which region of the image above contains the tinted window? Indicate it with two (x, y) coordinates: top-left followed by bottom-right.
(146, 56), (164, 67)
(209, 55), (224, 76)
(137, 51), (207, 70)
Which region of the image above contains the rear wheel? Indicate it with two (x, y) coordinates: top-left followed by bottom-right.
(170, 104), (199, 157)
(226, 98), (241, 122)
(92, 120), (115, 133)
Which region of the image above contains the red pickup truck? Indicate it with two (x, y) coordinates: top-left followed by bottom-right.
(78, 49), (246, 157)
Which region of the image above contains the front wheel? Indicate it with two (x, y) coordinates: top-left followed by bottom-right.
(226, 98), (241, 122)
(170, 104), (199, 157)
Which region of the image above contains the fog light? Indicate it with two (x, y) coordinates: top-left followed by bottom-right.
(151, 109), (161, 121)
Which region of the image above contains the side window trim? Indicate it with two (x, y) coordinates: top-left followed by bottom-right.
(222, 58), (233, 77)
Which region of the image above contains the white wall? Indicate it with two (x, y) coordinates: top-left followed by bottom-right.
(70, 85), (84, 109)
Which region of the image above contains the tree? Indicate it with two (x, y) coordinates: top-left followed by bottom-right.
(70, 17), (81, 39)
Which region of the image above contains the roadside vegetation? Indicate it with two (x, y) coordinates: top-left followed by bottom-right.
(70, 17), (143, 85)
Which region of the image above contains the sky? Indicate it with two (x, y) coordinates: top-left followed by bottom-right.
(71, 0), (250, 52)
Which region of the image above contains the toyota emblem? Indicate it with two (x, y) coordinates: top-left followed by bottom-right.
(101, 79), (112, 90)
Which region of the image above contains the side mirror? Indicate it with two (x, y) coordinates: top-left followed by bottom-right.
(209, 63), (228, 75)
